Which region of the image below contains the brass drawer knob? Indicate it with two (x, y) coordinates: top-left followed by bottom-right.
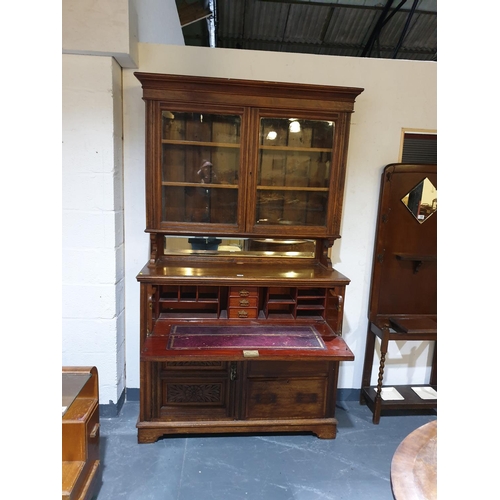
(238, 310), (248, 318)
(238, 289), (250, 297)
(239, 299), (249, 306)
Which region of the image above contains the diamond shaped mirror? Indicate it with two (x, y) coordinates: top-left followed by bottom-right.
(401, 177), (437, 223)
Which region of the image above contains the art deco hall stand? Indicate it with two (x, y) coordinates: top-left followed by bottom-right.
(134, 72), (363, 443)
(360, 163), (437, 424)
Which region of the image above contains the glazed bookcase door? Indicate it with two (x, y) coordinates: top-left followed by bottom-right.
(151, 105), (248, 234)
(247, 111), (349, 237)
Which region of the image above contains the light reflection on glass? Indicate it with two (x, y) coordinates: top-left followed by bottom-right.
(289, 120), (301, 133)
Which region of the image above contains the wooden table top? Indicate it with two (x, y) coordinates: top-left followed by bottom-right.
(391, 420), (437, 500)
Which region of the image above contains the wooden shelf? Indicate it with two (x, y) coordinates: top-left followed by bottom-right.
(257, 185), (328, 192)
(361, 385), (437, 412)
(162, 181), (239, 189)
(162, 139), (240, 148)
(259, 145), (331, 153)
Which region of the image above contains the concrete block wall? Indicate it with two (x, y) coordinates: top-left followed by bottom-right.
(62, 0), (184, 406)
(62, 54), (125, 404)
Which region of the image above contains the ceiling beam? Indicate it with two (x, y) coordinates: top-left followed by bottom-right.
(392, 0), (419, 58)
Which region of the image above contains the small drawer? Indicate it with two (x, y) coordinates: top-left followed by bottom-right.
(228, 297), (258, 308)
(229, 287), (258, 298)
(228, 308), (258, 319)
(247, 360), (330, 377)
(163, 361), (228, 372)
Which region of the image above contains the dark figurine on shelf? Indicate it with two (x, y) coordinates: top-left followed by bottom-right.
(197, 160), (218, 184)
(188, 160), (218, 223)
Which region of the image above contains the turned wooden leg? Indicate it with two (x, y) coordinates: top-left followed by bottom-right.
(373, 335), (389, 425)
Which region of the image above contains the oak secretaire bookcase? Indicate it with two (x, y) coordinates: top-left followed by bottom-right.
(134, 73), (363, 443)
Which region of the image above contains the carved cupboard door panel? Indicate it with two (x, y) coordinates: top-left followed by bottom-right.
(158, 361), (237, 420)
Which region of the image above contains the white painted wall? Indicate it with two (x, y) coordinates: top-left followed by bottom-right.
(123, 43), (437, 391)
(62, 0), (183, 404)
(62, 54), (126, 403)
(62, 0), (139, 68)
(135, 0), (183, 44)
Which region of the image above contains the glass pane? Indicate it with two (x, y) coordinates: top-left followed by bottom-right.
(256, 190), (327, 226)
(162, 145), (240, 185)
(62, 373), (91, 415)
(161, 111), (241, 225)
(260, 118), (334, 149)
(162, 111), (240, 144)
(258, 150), (330, 188)
(162, 186), (238, 224)
(256, 118), (334, 226)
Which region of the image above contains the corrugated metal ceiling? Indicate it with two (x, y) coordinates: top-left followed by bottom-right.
(177, 0), (437, 61)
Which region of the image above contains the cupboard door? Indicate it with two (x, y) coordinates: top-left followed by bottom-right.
(244, 361), (330, 419)
(251, 116), (335, 235)
(158, 361), (236, 420)
(159, 110), (245, 232)
(245, 378), (328, 419)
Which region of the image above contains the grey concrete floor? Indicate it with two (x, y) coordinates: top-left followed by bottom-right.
(95, 399), (436, 500)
